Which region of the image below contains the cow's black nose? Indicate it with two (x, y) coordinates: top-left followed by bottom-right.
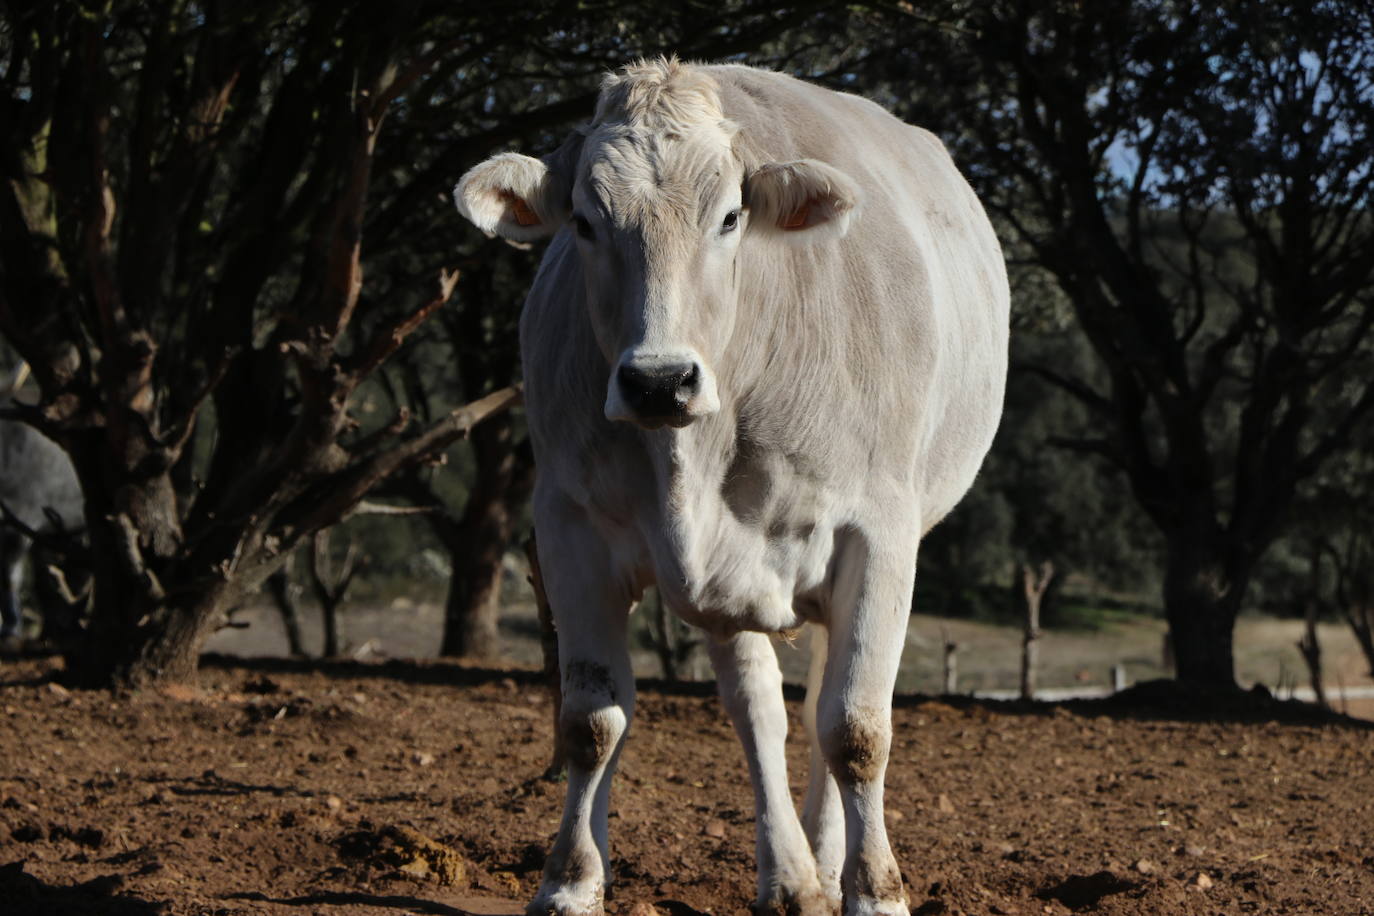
(618, 361), (701, 421)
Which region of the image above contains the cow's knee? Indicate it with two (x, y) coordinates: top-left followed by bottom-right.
(559, 660), (628, 772)
(820, 706), (891, 785)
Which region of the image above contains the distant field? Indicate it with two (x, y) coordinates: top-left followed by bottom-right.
(209, 565), (1374, 720)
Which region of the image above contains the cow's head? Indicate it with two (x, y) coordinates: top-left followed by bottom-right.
(454, 59), (860, 429)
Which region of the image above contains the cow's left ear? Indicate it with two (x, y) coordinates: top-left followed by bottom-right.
(743, 159), (861, 243)
(454, 152), (573, 242)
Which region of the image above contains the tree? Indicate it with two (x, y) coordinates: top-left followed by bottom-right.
(916, 321), (1163, 626)
(385, 257), (534, 661)
(1288, 432), (1374, 680)
(0, 2), (528, 686)
(0, 0), (867, 686)
(868, 0), (1374, 686)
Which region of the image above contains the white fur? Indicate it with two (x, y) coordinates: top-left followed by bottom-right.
(453, 152), (564, 242)
(454, 57), (1010, 916)
(746, 159), (861, 242)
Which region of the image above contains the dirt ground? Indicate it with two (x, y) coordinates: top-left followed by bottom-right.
(3, 651), (1373, 916)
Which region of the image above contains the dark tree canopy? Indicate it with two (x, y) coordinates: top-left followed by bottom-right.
(0, 1), (875, 686)
(1, 0), (1369, 690)
(862, 0), (1374, 685)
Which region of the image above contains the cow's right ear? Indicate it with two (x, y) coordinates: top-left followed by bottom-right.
(454, 152), (571, 242)
(743, 159), (861, 243)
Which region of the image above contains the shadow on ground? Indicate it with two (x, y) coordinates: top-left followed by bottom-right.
(13, 647), (1366, 730)
(907, 677), (1374, 729)
(227, 890), (515, 915)
(198, 653), (1374, 730)
(0, 859), (167, 916)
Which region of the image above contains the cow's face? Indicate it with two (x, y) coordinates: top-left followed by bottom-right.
(567, 123), (745, 429)
(455, 121), (859, 430)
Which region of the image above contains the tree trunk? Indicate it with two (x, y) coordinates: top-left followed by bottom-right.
(59, 467), (239, 688)
(1020, 560), (1054, 701)
(643, 589), (699, 682)
(265, 557), (307, 658)
(309, 530), (361, 659)
(1297, 600), (1326, 708)
(1162, 538), (1246, 688)
(654, 595), (679, 681)
(439, 417), (530, 659)
(942, 631), (958, 694)
(1345, 605), (1374, 679)
(67, 585), (236, 689)
(442, 543), (504, 659)
(321, 601), (341, 658)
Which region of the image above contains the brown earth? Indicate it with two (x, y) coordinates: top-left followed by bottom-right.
(2, 651), (1373, 916)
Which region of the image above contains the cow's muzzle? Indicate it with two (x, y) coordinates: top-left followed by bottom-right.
(605, 351), (719, 428)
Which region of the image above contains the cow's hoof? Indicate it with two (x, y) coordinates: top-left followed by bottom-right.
(754, 886), (841, 916)
(526, 885), (604, 916)
(845, 898), (909, 916)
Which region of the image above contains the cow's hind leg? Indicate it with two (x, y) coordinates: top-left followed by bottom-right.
(708, 631), (833, 916)
(802, 625), (844, 909)
(817, 528), (915, 916)
(527, 500), (636, 916)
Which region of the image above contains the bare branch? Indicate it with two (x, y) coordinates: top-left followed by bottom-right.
(1046, 435), (1120, 465)
(1014, 362), (1114, 417)
(163, 347), (239, 461)
(277, 385), (522, 548)
(345, 500), (436, 518)
(112, 513), (166, 603)
(345, 269), (460, 386)
(370, 37), (467, 119)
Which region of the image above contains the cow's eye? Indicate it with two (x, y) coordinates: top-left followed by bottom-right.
(574, 214), (595, 240)
(721, 209), (740, 233)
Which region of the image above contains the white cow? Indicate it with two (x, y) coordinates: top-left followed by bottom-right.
(455, 58), (1008, 916)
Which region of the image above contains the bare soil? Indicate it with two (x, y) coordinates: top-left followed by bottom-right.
(3, 651), (1373, 916)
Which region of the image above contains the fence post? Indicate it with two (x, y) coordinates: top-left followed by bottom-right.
(1112, 663), (1127, 692)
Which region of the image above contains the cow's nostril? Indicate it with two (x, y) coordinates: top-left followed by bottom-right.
(680, 364), (700, 391)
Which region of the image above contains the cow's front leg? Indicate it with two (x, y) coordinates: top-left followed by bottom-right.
(816, 530), (915, 916)
(527, 506), (636, 916)
(708, 631), (833, 916)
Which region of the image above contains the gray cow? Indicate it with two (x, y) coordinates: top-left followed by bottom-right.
(456, 59), (1009, 916)
(0, 372), (83, 642)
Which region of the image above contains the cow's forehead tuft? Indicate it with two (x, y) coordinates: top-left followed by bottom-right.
(594, 56), (724, 132)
